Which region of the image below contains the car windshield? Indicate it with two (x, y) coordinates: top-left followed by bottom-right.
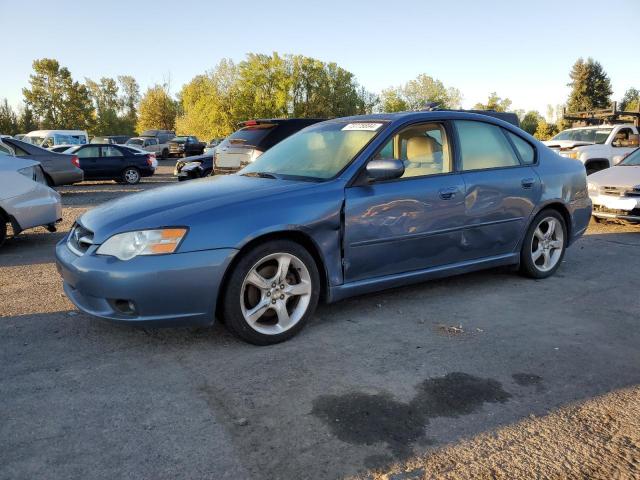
(619, 149), (640, 166)
(551, 128), (612, 144)
(240, 121), (384, 180)
(127, 138), (144, 146)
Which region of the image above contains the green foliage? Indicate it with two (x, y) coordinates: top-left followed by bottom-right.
(137, 84), (178, 133)
(379, 74), (461, 113)
(176, 53), (373, 138)
(22, 58), (94, 131)
(0, 99), (19, 135)
(85, 76), (140, 135)
(619, 87), (640, 111)
(118, 75), (140, 135)
(533, 119), (559, 140)
(566, 58), (612, 112)
(520, 111), (542, 135)
(18, 105), (38, 133)
(473, 92), (512, 112)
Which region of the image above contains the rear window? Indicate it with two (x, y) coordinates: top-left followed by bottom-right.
(127, 138), (144, 146)
(228, 125), (275, 147)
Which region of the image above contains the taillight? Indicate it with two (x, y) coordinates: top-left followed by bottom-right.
(147, 154), (154, 166)
(71, 155), (80, 168)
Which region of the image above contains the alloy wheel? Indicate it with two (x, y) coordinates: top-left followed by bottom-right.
(530, 216), (564, 272)
(240, 252), (312, 335)
(124, 168), (140, 184)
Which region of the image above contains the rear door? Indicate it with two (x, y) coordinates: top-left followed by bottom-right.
(75, 146), (102, 178)
(453, 120), (541, 260)
(98, 146), (127, 178)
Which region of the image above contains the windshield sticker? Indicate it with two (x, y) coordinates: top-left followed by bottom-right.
(342, 123), (383, 131)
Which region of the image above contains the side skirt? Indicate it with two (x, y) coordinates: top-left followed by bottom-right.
(327, 253), (519, 303)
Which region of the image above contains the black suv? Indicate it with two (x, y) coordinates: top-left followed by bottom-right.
(213, 118), (324, 175)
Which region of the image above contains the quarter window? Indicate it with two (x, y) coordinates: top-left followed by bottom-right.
(455, 121), (520, 171)
(505, 131), (535, 164)
(374, 123), (452, 178)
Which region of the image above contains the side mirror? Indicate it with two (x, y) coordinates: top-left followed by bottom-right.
(366, 159), (405, 181)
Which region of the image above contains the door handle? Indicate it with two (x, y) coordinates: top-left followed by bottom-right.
(439, 187), (458, 200)
(521, 178), (535, 189)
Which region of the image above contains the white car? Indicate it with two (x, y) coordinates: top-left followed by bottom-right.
(0, 154), (62, 246)
(587, 148), (640, 223)
(543, 124), (639, 175)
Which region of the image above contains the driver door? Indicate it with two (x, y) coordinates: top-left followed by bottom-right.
(343, 122), (467, 282)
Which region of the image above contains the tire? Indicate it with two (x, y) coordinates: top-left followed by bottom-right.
(0, 216), (6, 248)
(45, 174), (54, 187)
(202, 169), (212, 178)
(520, 209), (567, 279)
(592, 216), (606, 224)
(121, 167), (141, 185)
(161, 149), (169, 160)
(222, 240), (321, 345)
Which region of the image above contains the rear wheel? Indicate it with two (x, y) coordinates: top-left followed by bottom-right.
(202, 169), (212, 178)
(122, 167), (141, 185)
(0, 215), (6, 248)
(520, 210), (567, 279)
(222, 240), (320, 345)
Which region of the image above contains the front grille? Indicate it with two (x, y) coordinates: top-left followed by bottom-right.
(67, 223), (94, 255)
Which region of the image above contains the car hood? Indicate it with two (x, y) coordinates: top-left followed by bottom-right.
(589, 165), (640, 188)
(79, 174), (315, 241)
(542, 140), (594, 149)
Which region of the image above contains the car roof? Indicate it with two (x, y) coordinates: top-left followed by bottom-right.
(322, 110), (523, 130)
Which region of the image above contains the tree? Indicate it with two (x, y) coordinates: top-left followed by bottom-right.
(520, 111), (542, 135)
(534, 119), (558, 141)
(619, 87), (640, 111)
(0, 99), (19, 135)
(137, 84), (177, 133)
(566, 58), (612, 112)
(22, 58), (94, 130)
(18, 104), (38, 132)
(379, 74), (461, 113)
(86, 77), (122, 135)
(473, 92), (512, 112)
(118, 76), (141, 135)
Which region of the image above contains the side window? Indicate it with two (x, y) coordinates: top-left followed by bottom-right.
(102, 146), (123, 157)
(0, 144), (12, 155)
(373, 123), (452, 179)
(76, 146), (101, 158)
(613, 128), (633, 147)
(455, 121), (520, 171)
(150, 139), (158, 145)
(505, 131), (535, 164)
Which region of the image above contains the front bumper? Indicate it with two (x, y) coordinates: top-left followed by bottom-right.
(591, 194), (640, 222)
(55, 239), (237, 327)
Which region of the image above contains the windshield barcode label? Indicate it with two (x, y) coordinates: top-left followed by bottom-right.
(342, 123), (383, 131)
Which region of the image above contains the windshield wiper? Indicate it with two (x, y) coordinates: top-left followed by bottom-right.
(240, 171), (279, 179)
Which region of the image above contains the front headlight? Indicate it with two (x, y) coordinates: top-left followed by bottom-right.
(561, 151), (579, 159)
(96, 228), (187, 261)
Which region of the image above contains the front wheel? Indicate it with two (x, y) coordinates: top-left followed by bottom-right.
(122, 167), (141, 185)
(0, 216), (6, 248)
(520, 210), (567, 279)
(222, 240), (320, 345)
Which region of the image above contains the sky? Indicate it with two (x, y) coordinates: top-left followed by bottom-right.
(2, 0), (638, 118)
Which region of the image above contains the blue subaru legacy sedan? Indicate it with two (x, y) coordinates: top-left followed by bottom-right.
(56, 112), (592, 345)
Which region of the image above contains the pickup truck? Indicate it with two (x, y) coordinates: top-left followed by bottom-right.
(543, 124), (639, 174)
(168, 136), (206, 158)
(125, 136), (172, 159)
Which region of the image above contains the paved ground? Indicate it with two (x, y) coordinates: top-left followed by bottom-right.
(1, 161), (639, 480)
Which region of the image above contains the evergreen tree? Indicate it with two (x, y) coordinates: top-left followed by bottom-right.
(566, 58), (612, 112)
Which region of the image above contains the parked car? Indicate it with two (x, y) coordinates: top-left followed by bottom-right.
(0, 137), (83, 186)
(214, 118), (324, 175)
(205, 138), (224, 154)
(125, 137), (171, 159)
(587, 147), (640, 223)
(140, 130), (175, 144)
(0, 153), (62, 247)
(91, 135), (131, 145)
(66, 144), (156, 184)
(168, 136), (206, 158)
(174, 152), (214, 181)
(55, 111), (591, 345)
(22, 130), (89, 148)
(543, 124), (639, 174)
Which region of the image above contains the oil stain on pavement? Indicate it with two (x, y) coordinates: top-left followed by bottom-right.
(311, 372), (511, 465)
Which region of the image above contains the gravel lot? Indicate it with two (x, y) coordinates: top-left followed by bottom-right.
(1, 161), (639, 480)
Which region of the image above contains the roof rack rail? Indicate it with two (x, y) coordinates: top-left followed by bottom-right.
(562, 102), (640, 127)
